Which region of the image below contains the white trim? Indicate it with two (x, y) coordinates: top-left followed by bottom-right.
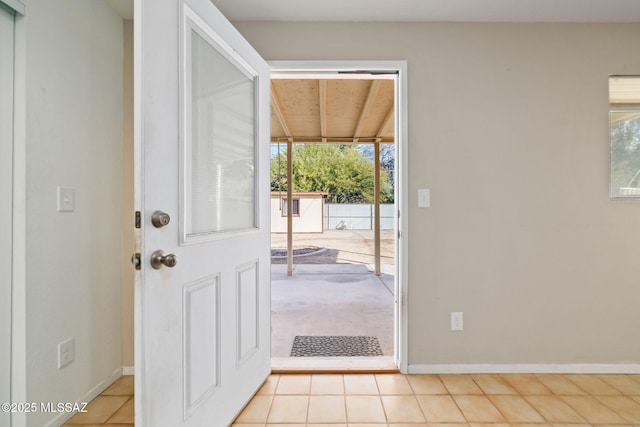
(408, 364), (640, 374)
(122, 366), (135, 375)
(272, 356), (397, 371)
(0, 0), (25, 15)
(43, 367), (123, 427)
(268, 60), (409, 374)
(10, 6), (26, 426)
(132, 0), (144, 426)
(396, 61), (409, 375)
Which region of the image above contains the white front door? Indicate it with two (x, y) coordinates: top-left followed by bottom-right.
(135, 0), (271, 425)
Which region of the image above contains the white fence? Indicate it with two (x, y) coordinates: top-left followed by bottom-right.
(324, 203), (395, 230)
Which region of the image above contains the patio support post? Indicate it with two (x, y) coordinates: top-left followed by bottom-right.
(374, 142), (381, 276)
(287, 140), (293, 276)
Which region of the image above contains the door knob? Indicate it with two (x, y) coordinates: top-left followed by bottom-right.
(151, 210), (171, 228)
(150, 250), (178, 269)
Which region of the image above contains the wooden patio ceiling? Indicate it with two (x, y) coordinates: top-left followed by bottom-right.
(270, 79), (395, 144)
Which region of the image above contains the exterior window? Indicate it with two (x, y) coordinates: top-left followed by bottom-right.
(610, 76), (640, 198)
(282, 198), (300, 216)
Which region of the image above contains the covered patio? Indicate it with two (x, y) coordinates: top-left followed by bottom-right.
(270, 230), (396, 370)
(271, 263), (395, 370)
(269, 75), (398, 370)
(270, 76), (396, 276)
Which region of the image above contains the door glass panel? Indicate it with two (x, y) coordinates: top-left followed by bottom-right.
(185, 22), (257, 239)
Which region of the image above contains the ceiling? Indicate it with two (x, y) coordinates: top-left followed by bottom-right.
(271, 78), (395, 144)
(104, 1), (640, 142)
(105, 0), (640, 22)
(211, 0), (640, 23)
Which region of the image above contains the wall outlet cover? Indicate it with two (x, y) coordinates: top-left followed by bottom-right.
(58, 337), (75, 369)
(451, 312), (463, 331)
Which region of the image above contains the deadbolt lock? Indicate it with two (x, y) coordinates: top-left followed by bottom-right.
(150, 250), (178, 269)
(151, 210), (171, 228)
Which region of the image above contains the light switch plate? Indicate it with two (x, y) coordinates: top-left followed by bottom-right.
(451, 312), (463, 331)
(57, 187), (75, 212)
(418, 188), (430, 208)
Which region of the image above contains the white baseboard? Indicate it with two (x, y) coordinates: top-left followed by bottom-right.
(45, 367), (123, 427)
(408, 364), (640, 374)
(122, 366), (135, 376)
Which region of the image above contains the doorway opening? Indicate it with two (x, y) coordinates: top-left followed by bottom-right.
(268, 62), (408, 372)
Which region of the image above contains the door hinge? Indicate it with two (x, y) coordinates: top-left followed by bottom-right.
(135, 211), (141, 229)
(131, 253), (142, 270)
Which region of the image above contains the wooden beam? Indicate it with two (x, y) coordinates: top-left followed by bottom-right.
(374, 142), (381, 276)
(287, 140), (293, 276)
(353, 80), (381, 142)
(319, 80), (328, 143)
(377, 106), (394, 140)
(271, 82), (294, 142)
(271, 137), (394, 144)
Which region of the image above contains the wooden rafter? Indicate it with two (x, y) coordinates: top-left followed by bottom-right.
(270, 82), (294, 142)
(319, 80), (328, 143)
(271, 136), (394, 144)
(375, 106), (394, 142)
(353, 80), (382, 142)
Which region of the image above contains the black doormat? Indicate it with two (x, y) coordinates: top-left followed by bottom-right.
(290, 336), (383, 357)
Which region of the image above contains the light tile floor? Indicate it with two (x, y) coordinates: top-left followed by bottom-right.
(63, 375), (134, 426)
(62, 373), (640, 426)
(234, 373), (640, 427)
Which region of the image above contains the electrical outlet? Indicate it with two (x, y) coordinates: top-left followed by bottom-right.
(451, 312), (463, 331)
(58, 338), (75, 369)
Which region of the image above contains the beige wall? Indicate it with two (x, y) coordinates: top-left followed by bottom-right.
(236, 22), (640, 367)
(20, 0), (124, 424)
(122, 19), (135, 369)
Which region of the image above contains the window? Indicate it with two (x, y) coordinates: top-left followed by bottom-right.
(281, 198), (300, 216)
(184, 19), (258, 238)
(610, 76), (640, 198)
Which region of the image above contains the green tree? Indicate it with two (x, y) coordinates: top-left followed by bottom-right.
(610, 113), (640, 195)
(271, 144), (393, 203)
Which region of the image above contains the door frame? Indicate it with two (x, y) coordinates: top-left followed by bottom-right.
(2, 2), (26, 426)
(269, 60), (409, 373)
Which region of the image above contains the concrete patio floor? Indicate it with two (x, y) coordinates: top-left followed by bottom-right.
(271, 263), (396, 370)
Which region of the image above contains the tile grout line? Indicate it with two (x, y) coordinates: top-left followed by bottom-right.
(404, 373), (430, 424)
(264, 374), (280, 424)
(305, 374), (311, 425)
(102, 395), (134, 424)
(470, 376), (504, 423)
(341, 374), (349, 425)
(91, 373), (640, 426)
(372, 373), (391, 425)
(501, 373), (551, 424)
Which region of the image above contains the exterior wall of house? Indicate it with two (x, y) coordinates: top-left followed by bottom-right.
(236, 21), (640, 368)
(16, 1), (124, 425)
(271, 193), (325, 233)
